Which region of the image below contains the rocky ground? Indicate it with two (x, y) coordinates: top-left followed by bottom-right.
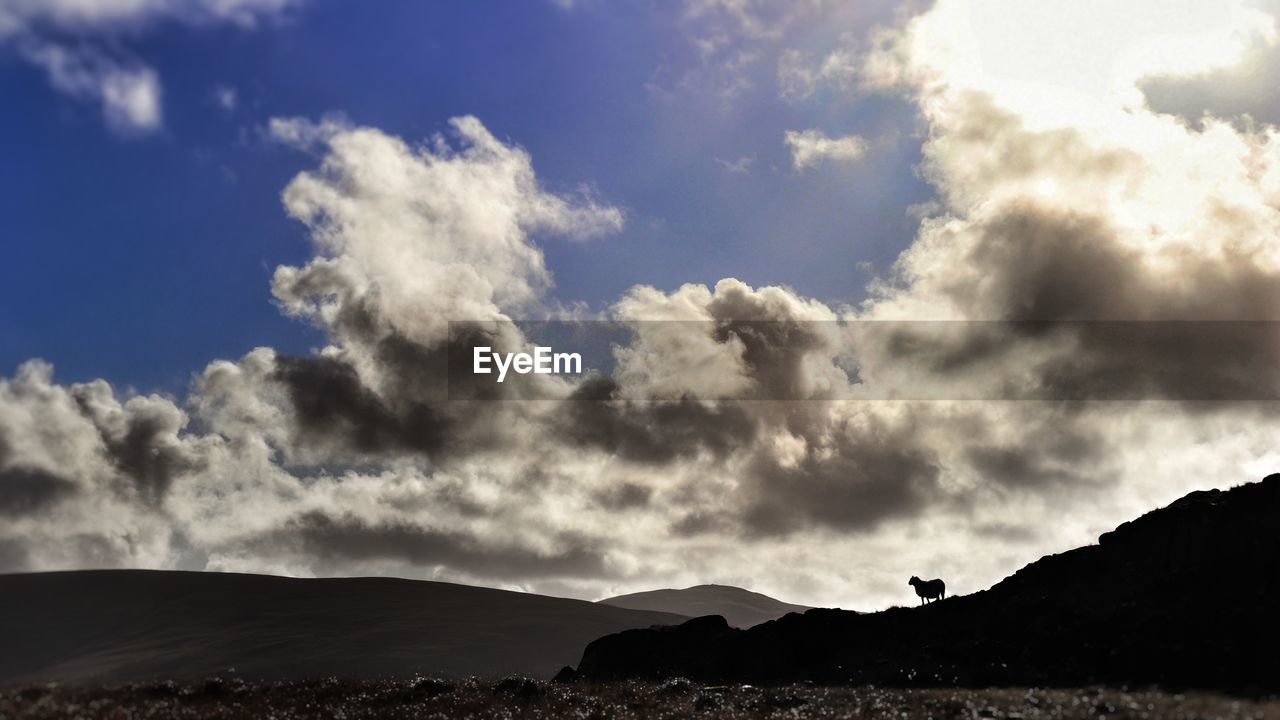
(1, 678), (1276, 720)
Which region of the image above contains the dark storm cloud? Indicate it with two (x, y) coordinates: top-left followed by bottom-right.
(0, 465), (77, 517)
(879, 322), (1013, 376)
(0, 433), (77, 517)
(701, 279), (842, 400)
(877, 206), (1280, 402)
(669, 512), (730, 537)
(384, 322), (554, 403)
(59, 383), (204, 506)
(268, 245), (565, 463)
(962, 207), (1280, 323)
(966, 446), (1086, 490)
(104, 414), (201, 505)
(742, 411), (942, 536)
(248, 511), (613, 580)
(708, 319), (829, 399)
(1033, 322), (1280, 402)
(269, 318), (560, 463)
(274, 262), (531, 402)
(272, 354), (453, 459)
(593, 482), (653, 511)
(947, 209), (1140, 320)
(555, 375), (758, 464)
(956, 408), (1112, 491)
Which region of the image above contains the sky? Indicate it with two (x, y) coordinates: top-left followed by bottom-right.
(0, 0), (927, 392)
(2, 0), (1280, 609)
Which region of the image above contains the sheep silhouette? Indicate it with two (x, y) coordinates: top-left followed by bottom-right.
(908, 576), (945, 605)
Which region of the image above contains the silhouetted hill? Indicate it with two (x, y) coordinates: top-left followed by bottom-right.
(600, 584), (810, 628)
(0, 570), (686, 686)
(575, 474), (1280, 691)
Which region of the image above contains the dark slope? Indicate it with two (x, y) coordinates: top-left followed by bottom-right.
(600, 585), (810, 628)
(0, 570), (686, 686)
(576, 474), (1280, 691)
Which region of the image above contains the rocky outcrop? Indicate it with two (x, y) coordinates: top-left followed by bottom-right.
(576, 475), (1280, 691)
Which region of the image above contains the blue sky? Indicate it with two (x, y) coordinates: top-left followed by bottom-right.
(1, 0), (929, 393)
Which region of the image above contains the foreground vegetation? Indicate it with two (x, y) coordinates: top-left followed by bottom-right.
(1, 677), (1276, 720)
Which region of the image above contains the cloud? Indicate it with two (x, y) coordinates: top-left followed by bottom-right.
(266, 114), (351, 150)
(784, 128), (868, 169)
(713, 155), (755, 174)
(682, 0), (807, 41)
(271, 354), (452, 459)
(18, 41), (161, 134)
(0, 465), (76, 518)
(518, 0), (1280, 598)
(646, 0), (845, 102)
(1, 0), (300, 135)
(0, 115), (631, 585)
(554, 375), (759, 465)
(212, 84), (237, 112)
(0, 0), (298, 34)
(777, 41), (860, 101)
(0, 360), (198, 572)
(229, 511), (614, 581)
(212, 114), (628, 463)
(1137, 1), (1280, 126)
(827, 0), (1280, 567)
(851, 1), (1280, 408)
(272, 115), (622, 334)
(739, 404), (942, 536)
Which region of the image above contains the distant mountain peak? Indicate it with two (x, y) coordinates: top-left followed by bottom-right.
(600, 583), (810, 628)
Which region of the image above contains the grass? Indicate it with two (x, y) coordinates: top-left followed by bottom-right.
(1, 677), (1276, 719)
